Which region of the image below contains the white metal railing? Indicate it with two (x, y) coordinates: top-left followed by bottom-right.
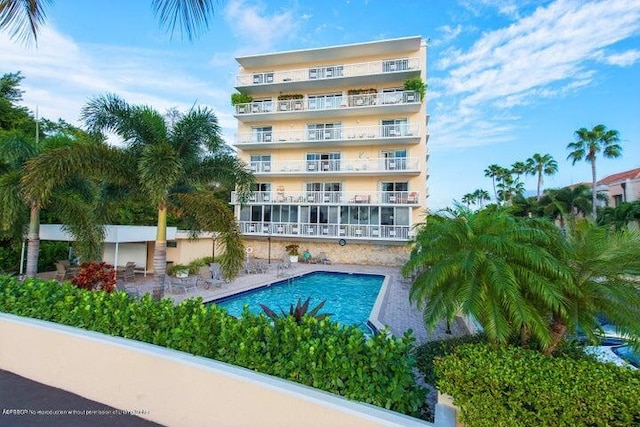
(236, 56), (421, 86)
(233, 190), (420, 205)
(239, 222), (411, 240)
(235, 124), (421, 145)
(248, 157), (420, 174)
(234, 90), (420, 115)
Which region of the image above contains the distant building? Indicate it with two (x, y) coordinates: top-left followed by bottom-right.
(596, 167), (640, 207)
(230, 36), (429, 265)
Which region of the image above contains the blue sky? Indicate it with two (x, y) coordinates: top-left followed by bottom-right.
(1, 0), (639, 209)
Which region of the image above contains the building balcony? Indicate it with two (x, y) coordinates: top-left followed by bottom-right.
(236, 57), (421, 94)
(234, 124), (422, 149)
(232, 190), (421, 206)
(240, 222), (411, 241)
(234, 91), (421, 123)
(248, 157), (421, 177)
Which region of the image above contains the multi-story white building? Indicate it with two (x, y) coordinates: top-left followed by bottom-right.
(230, 36), (429, 265)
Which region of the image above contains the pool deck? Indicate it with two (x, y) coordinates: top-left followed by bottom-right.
(122, 262), (468, 345)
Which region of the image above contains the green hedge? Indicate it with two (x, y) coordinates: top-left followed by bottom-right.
(0, 276), (426, 416)
(415, 334), (487, 384)
(435, 343), (640, 427)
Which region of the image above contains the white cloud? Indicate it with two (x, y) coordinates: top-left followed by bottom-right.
(432, 0), (640, 149)
(431, 24), (463, 47)
(600, 49), (640, 67)
(223, 0), (298, 54)
(0, 25), (235, 142)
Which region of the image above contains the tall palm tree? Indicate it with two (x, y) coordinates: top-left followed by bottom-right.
(472, 189), (490, 209)
(78, 93), (253, 292)
(403, 207), (570, 348)
(2, 128), (107, 277)
(496, 174), (524, 204)
(511, 161), (529, 180)
(484, 164), (508, 202)
(0, 0), (216, 44)
(526, 153), (558, 201)
(461, 193), (474, 208)
(566, 124), (622, 218)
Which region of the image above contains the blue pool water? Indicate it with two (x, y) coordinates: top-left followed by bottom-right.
(212, 271), (384, 332)
(613, 345), (640, 368)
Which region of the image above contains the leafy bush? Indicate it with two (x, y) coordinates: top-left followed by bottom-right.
(260, 297), (332, 323)
(415, 333), (487, 384)
(403, 78), (426, 101)
(230, 92), (253, 105)
(0, 276), (426, 417)
(71, 261), (116, 293)
(435, 343), (640, 427)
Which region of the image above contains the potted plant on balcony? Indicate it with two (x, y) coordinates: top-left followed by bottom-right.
(285, 244), (300, 263)
(277, 94), (303, 111)
(347, 88), (377, 106)
(231, 92), (253, 113)
(403, 77), (426, 102)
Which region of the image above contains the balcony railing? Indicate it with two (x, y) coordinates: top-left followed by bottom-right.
(234, 90), (419, 116)
(236, 57), (421, 87)
(235, 124), (421, 146)
(248, 157), (420, 174)
(239, 222), (411, 240)
(233, 190), (420, 205)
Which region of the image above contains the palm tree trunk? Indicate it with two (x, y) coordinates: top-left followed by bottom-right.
(544, 314), (567, 355)
(492, 178), (497, 202)
(537, 171), (543, 201)
(25, 201), (40, 278)
(591, 159), (597, 218)
(152, 203), (168, 299)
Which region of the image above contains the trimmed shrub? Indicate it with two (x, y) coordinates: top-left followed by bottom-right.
(71, 261), (116, 293)
(435, 343), (640, 427)
(415, 333), (487, 384)
(0, 276), (426, 417)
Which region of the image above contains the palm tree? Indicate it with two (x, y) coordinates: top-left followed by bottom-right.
(461, 193), (474, 208)
(511, 161), (529, 180)
(496, 174), (524, 204)
(0, 0), (216, 44)
(538, 185), (593, 230)
(566, 125), (622, 218)
(403, 207), (570, 347)
(484, 164), (508, 202)
(526, 153), (558, 201)
(78, 93), (253, 292)
(2, 128), (107, 277)
(472, 189), (490, 209)
(545, 221), (640, 354)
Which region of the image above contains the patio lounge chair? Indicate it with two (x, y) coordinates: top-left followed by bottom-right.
(163, 275), (187, 294)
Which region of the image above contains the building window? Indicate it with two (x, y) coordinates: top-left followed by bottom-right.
(250, 154), (271, 172)
(307, 123), (342, 140)
(307, 94), (343, 110)
(306, 152), (341, 172)
(252, 126), (272, 142)
(381, 182), (408, 203)
(381, 119), (408, 137)
(613, 194), (623, 207)
(382, 58), (409, 73)
(381, 150), (407, 170)
(305, 182), (342, 203)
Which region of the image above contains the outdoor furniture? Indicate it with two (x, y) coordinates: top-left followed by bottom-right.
(54, 260), (77, 281)
(115, 280), (140, 298)
(116, 262), (136, 283)
(163, 275), (187, 294)
(317, 252), (332, 265)
(197, 265), (223, 289)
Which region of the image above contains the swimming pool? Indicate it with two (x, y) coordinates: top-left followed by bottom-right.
(612, 345), (640, 368)
(211, 271), (385, 332)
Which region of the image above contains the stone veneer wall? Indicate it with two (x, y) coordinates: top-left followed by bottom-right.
(243, 239), (411, 266)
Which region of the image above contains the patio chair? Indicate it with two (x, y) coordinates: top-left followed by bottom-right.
(116, 261), (136, 283)
(317, 252), (332, 265)
(197, 265), (223, 289)
(54, 260), (77, 281)
(163, 275), (187, 294)
(115, 280), (141, 298)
